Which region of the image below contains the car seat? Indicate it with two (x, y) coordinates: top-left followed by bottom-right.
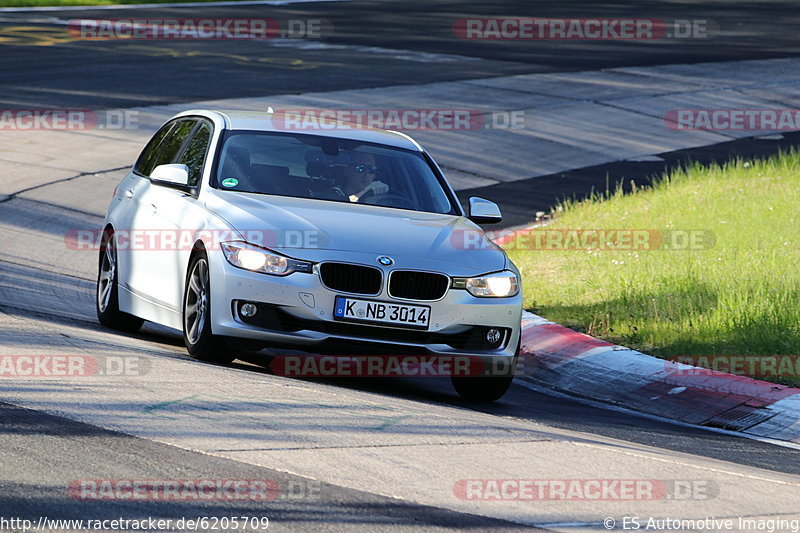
(250, 164), (292, 195)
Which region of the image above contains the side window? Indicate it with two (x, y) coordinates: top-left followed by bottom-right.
(179, 123), (212, 187)
(134, 122), (174, 176)
(153, 120), (197, 171)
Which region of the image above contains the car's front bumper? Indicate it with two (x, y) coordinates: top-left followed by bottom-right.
(208, 250), (522, 359)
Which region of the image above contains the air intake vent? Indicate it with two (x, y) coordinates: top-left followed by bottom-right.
(389, 271), (449, 301)
(320, 263), (382, 295)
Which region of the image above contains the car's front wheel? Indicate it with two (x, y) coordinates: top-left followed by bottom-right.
(96, 228), (144, 332)
(183, 252), (235, 364)
(451, 342), (519, 402)
(451, 373), (515, 402)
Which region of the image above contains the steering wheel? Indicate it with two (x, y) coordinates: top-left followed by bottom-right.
(359, 193), (415, 210)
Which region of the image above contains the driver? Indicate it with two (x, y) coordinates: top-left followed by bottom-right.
(331, 152), (389, 202)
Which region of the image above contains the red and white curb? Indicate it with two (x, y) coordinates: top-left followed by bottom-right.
(518, 311), (800, 443)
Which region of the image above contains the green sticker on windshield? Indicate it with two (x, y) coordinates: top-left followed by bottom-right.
(222, 178), (239, 188)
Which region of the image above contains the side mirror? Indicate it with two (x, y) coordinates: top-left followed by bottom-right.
(468, 196), (502, 224)
(150, 164), (190, 187)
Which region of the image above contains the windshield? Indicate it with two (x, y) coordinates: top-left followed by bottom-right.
(213, 131), (456, 215)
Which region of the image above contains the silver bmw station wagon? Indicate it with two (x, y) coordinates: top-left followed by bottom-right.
(97, 110), (523, 400)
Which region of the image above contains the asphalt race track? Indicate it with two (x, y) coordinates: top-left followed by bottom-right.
(2, 1), (800, 531)
(1, 0), (800, 108)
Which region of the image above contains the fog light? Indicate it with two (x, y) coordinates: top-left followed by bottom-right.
(486, 328), (502, 344)
(240, 302), (258, 318)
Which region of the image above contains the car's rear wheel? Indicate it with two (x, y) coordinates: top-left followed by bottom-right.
(183, 252), (235, 364)
(451, 341), (519, 402)
(96, 228), (144, 332)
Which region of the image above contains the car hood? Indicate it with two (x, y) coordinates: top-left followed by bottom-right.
(204, 191), (506, 274)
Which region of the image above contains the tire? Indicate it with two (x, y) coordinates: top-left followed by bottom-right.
(182, 252), (235, 364)
(451, 340), (520, 402)
(96, 228), (144, 333)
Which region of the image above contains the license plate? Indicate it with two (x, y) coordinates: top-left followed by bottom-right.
(333, 296), (430, 329)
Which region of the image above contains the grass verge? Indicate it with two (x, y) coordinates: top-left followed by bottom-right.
(505, 150), (800, 386)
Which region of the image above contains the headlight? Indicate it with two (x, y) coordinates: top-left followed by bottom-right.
(220, 241), (312, 276)
(452, 271), (519, 298)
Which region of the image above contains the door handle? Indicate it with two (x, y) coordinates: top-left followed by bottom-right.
(124, 189), (134, 199)
(151, 203), (158, 214)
